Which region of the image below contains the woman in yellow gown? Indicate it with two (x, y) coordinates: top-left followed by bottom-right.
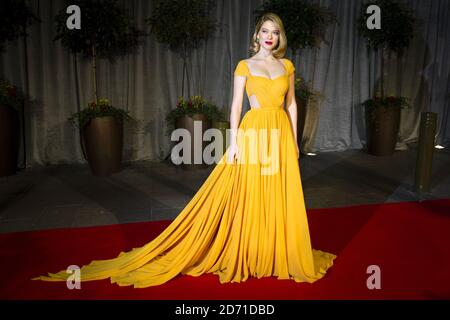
(34, 13), (336, 288)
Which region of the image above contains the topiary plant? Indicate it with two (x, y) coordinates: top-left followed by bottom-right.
(146, 0), (219, 98)
(54, 0), (146, 105)
(0, 0), (39, 53)
(358, 0), (416, 98)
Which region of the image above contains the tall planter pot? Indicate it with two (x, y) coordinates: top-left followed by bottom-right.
(175, 113), (211, 170)
(82, 116), (123, 176)
(365, 105), (401, 156)
(0, 105), (20, 177)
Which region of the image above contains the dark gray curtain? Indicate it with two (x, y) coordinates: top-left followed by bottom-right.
(1, 0), (449, 167)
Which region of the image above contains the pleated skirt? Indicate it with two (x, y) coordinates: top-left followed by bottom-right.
(34, 107), (336, 288)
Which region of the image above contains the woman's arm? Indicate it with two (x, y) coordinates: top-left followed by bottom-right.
(229, 74), (246, 145)
(226, 73), (246, 164)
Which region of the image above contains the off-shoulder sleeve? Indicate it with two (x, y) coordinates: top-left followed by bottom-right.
(283, 59), (295, 76)
(234, 60), (249, 77)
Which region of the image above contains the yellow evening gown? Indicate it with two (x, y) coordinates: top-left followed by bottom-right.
(33, 58), (336, 288)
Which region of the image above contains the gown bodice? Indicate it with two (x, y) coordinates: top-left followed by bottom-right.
(234, 58), (295, 109)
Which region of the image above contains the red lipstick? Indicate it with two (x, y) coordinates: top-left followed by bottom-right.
(265, 41), (273, 45)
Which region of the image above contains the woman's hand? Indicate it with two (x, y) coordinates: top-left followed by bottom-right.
(227, 143), (239, 164)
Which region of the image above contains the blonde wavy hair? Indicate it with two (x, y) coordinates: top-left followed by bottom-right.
(250, 12), (287, 59)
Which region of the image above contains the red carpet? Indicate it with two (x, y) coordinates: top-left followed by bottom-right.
(0, 199), (449, 300)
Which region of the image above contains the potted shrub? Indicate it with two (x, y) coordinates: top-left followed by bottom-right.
(54, 0), (145, 176)
(166, 95), (224, 170)
(358, 0), (415, 156)
(0, 79), (24, 177)
(68, 98), (132, 176)
(362, 96), (410, 156)
(1, 0), (39, 173)
(147, 0), (220, 165)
